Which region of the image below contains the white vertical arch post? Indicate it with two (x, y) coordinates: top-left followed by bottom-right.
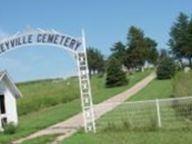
(76, 29), (96, 133)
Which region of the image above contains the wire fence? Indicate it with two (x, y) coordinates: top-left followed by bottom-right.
(95, 96), (192, 131)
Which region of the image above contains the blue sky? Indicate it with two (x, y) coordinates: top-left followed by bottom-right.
(0, 0), (191, 82)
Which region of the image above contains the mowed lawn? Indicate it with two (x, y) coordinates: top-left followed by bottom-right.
(62, 79), (192, 144)
(0, 69), (152, 143)
(129, 79), (172, 101)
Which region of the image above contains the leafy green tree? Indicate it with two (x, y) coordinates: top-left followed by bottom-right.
(169, 12), (192, 67)
(87, 47), (105, 75)
(105, 57), (128, 87)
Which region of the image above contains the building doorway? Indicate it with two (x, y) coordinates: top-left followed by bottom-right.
(0, 95), (6, 114)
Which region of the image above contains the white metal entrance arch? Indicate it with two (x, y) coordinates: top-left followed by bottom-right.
(0, 28), (96, 132)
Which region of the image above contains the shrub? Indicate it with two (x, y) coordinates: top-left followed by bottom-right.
(3, 122), (17, 134)
(105, 57), (128, 87)
(157, 57), (176, 79)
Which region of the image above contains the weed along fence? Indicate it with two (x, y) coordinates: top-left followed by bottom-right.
(95, 96), (192, 131)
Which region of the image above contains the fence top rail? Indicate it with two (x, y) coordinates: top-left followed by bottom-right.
(97, 96), (192, 106)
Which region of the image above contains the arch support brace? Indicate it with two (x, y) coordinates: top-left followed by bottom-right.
(77, 52), (96, 132)
(76, 30), (96, 133)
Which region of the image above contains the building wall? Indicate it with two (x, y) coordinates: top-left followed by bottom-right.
(4, 87), (18, 125)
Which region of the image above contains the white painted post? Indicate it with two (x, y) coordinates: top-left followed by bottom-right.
(156, 99), (162, 128)
(76, 29), (96, 133)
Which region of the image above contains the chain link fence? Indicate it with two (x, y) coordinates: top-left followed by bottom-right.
(95, 96), (192, 131)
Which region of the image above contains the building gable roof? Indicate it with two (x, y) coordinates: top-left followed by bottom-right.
(0, 71), (22, 98)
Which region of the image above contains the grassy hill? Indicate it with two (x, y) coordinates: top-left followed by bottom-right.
(63, 79), (173, 144)
(63, 71), (192, 144)
(0, 69), (153, 144)
(16, 69), (153, 116)
(172, 71), (192, 98)
(17, 77), (80, 115)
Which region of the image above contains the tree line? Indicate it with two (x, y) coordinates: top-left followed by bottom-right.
(87, 12), (192, 87)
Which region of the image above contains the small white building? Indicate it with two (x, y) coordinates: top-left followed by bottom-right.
(0, 71), (21, 130)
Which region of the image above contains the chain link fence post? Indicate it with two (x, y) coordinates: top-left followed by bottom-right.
(156, 99), (162, 128)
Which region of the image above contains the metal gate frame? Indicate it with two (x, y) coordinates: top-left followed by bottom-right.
(0, 28), (96, 133)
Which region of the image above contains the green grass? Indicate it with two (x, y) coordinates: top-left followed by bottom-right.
(0, 99), (81, 143)
(21, 135), (57, 144)
(0, 69), (153, 144)
(129, 79), (172, 101)
(92, 69), (153, 103)
(172, 71), (192, 97)
(63, 130), (192, 144)
(17, 69), (152, 115)
(63, 74), (192, 144)
(96, 79), (173, 130)
(64, 78), (192, 144)
(17, 77), (80, 115)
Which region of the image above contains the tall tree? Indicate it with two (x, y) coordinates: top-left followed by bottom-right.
(169, 12), (192, 67)
(110, 41), (126, 64)
(188, 17), (192, 56)
(125, 26), (146, 69)
(124, 26), (158, 69)
(144, 37), (158, 64)
(87, 47), (105, 75)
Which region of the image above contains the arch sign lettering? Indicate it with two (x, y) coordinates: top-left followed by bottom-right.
(0, 28), (96, 132)
(0, 29), (81, 54)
